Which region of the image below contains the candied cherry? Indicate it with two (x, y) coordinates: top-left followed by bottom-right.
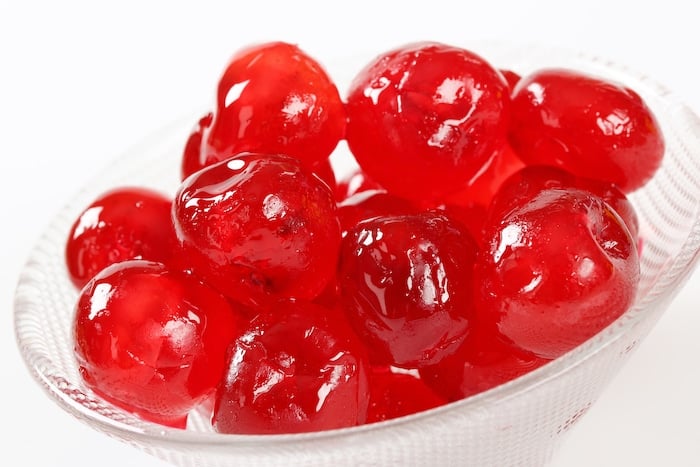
(184, 42), (345, 176)
(213, 299), (370, 434)
(73, 260), (246, 427)
(420, 323), (549, 401)
(345, 42), (510, 202)
(367, 366), (447, 423)
(489, 165), (639, 242)
(65, 186), (177, 289)
(337, 189), (418, 237)
(477, 187), (640, 359)
(509, 68), (665, 193)
(173, 152), (341, 310)
(338, 211), (479, 368)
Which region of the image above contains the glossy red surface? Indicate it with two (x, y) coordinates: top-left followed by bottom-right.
(477, 187), (640, 359)
(345, 42), (510, 201)
(366, 366), (446, 423)
(184, 42), (345, 176)
(338, 211), (479, 368)
(420, 324), (549, 401)
(337, 189), (418, 237)
(213, 300), (370, 434)
(65, 186), (177, 289)
(489, 165), (639, 243)
(172, 153), (341, 310)
(73, 260), (246, 427)
(509, 68), (665, 193)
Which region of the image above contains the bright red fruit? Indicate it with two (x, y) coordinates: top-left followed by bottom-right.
(345, 42), (510, 201)
(477, 187), (640, 359)
(438, 143), (525, 210)
(420, 324), (549, 401)
(488, 165), (639, 242)
(73, 260), (246, 427)
(337, 189), (418, 237)
(185, 42), (345, 176)
(181, 112), (213, 180)
(367, 366), (446, 423)
(509, 68), (665, 193)
(338, 211), (479, 368)
(172, 153), (341, 310)
(65, 187), (177, 289)
(499, 69), (521, 92)
(213, 300), (370, 434)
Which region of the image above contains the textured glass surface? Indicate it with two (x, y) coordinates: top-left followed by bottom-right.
(14, 43), (700, 467)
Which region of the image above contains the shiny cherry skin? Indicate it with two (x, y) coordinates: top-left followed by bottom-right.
(509, 68), (665, 193)
(337, 189), (418, 237)
(420, 323), (549, 401)
(367, 366), (447, 423)
(346, 42), (510, 202)
(213, 299), (370, 434)
(181, 112), (214, 180)
(338, 211), (479, 368)
(173, 153), (341, 310)
(182, 113), (337, 196)
(73, 260), (246, 427)
(477, 187), (640, 359)
(186, 42), (345, 175)
(488, 165), (639, 242)
(65, 186), (177, 289)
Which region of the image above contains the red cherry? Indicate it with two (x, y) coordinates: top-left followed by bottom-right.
(65, 187), (177, 289)
(420, 324), (549, 401)
(189, 42), (345, 174)
(172, 153), (341, 310)
(338, 211), (479, 368)
(488, 165), (639, 243)
(509, 68), (665, 193)
(346, 42), (510, 201)
(73, 260), (246, 427)
(213, 299), (370, 434)
(367, 366), (447, 423)
(477, 187), (640, 359)
(336, 189), (418, 237)
(181, 112), (213, 180)
(499, 69), (521, 92)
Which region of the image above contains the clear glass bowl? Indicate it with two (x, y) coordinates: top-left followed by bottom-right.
(14, 42), (700, 467)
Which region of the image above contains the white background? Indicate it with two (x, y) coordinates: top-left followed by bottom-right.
(2, 1), (699, 465)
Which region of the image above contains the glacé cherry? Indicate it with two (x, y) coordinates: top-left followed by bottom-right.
(213, 299), (370, 434)
(73, 260), (246, 427)
(65, 187), (177, 289)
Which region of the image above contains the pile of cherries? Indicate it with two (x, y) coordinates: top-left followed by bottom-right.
(66, 41), (664, 433)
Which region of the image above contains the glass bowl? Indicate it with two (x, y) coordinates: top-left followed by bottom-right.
(14, 42), (700, 467)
